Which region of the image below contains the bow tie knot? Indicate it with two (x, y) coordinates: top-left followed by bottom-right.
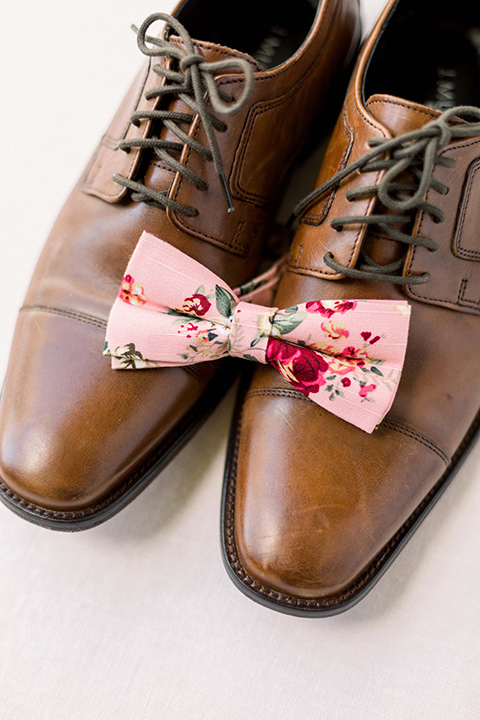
(228, 302), (278, 363)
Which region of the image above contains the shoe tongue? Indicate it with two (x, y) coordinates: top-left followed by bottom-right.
(365, 94), (442, 137)
(169, 35), (263, 73)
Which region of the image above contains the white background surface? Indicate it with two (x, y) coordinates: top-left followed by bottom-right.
(1, 1), (480, 717)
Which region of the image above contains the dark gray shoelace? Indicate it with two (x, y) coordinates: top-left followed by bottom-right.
(113, 13), (254, 215)
(291, 105), (480, 285)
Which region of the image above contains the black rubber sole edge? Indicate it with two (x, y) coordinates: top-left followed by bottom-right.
(0, 361), (240, 532)
(221, 371), (480, 617)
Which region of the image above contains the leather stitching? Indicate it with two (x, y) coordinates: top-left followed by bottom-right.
(382, 418), (449, 465)
(366, 98), (438, 121)
(83, 59), (154, 200)
(407, 139), (480, 309)
(232, 92), (302, 207)
(301, 107), (353, 227)
(458, 278), (480, 308)
(245, 387), (450, 464)
(20, 304), (108, 329)
(170, 115), (250, 256)
(289, 87), (389, 279)
(453, 158), (480, 260)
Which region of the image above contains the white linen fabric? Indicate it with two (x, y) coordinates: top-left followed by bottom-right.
(0, 1), (479, 718)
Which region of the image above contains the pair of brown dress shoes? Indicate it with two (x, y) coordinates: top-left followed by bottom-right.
(1, 0), (480, 616)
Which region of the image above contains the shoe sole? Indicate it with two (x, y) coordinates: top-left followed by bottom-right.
(0, 361), (239, 531)
(221, 371), (480, 617)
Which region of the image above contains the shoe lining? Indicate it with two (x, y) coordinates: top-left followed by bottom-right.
(175, 0), (319, 70)
(364, 0), (480, 109)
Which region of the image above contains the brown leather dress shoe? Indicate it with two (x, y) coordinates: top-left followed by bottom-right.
(0, 1), (360, 529)
(222, 0), (480, 615)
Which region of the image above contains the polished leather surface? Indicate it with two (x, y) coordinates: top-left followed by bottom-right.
(226, 0), (480, 607)
(0, 0), (361, 515)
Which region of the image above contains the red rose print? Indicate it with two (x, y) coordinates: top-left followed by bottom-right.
(338, 346), (366, 368)
(266, 339), (328, 397)
(341, 377), (351, 387)
(182, 294), (212, 317)
(306, 300), (357, 317)
(305, 301), (335, 318)
(359, 383), (376, 398)
(334, 300), (357, 314)
(361, 331), (371, 341)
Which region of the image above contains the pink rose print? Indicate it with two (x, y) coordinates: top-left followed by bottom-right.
(266, 338), (328, 397)
(119, 275), (147, 306)
(305, 300), (357, 318)
(182, 294), (212, 317)
(359, 384), (376, 398)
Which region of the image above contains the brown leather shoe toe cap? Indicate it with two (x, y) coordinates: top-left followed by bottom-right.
(229, 377), (449, 601)
(0, 309), (203, 511)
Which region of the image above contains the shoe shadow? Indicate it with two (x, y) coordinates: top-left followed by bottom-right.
(91, 381), (237, 544)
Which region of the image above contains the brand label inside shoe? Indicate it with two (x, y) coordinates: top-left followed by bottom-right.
(424, 26), (480, 111)
(253, 25), (288, 69)
(425, 67), (458, 111)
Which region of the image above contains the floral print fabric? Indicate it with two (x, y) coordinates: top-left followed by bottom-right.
(104, 231), (411, 432)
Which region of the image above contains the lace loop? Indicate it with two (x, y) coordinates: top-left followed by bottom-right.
(112, 13), (254, 214)
(291, 105), (480, 285)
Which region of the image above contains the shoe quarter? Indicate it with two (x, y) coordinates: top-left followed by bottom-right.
(170, 0), (358, 256)
(405, 137), (480, 316)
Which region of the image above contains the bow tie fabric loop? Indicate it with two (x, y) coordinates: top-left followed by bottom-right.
(228, 302), (278, 363)
(104, 231), (411, 433)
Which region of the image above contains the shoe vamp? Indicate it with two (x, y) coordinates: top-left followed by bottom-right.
(232, 371), (449, 598)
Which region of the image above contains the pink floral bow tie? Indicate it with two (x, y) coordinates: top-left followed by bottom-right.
(104, 231), (411, 433)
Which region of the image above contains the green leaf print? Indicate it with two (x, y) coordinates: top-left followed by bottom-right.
(215, 285), (236, 318)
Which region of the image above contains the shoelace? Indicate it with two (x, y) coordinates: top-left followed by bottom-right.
(291, 105), (480, 285)
(112, 13), (254, 215)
